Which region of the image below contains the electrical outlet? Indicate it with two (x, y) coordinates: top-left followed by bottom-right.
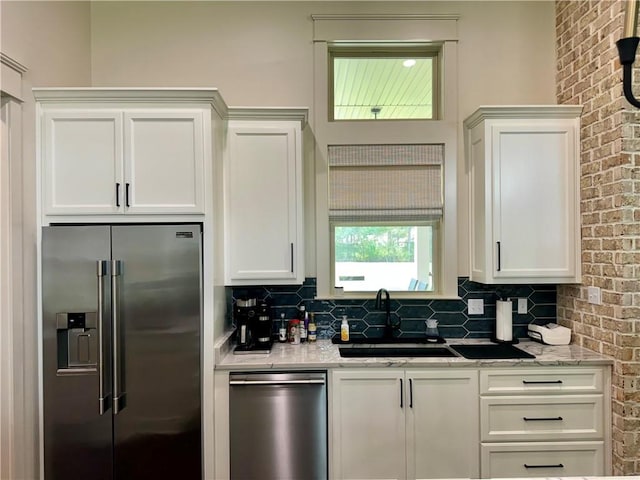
(468, 298), (484, 315)
(587, 286), (601, 305)
(517, 298), (527, 314)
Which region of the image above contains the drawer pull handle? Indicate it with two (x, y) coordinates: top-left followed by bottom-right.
(522, 380), (563, 385)
(524, 463), (564, 469)
(523, 416), (563, 421)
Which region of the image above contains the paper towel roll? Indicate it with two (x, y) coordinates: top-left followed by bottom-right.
(496, 300), (513, 342)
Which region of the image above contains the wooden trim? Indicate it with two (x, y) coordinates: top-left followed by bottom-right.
(0, 96), (26, 480)
(32, 88), (229, 118)
(226, 107), (308, 127)
(311, 14), (460, 21)
(463, 105), (584, 129)
(312, 14), (459, 42)
(0, 53), (27, 74)
(1, 53), (27, 101)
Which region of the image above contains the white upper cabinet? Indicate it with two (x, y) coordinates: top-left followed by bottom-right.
(36, 89), (223, 218)
(123, 110), (204, 213)
(224, 109), (307, 285)
(464, 106), (583, 284)
(42, 110), (123, 215)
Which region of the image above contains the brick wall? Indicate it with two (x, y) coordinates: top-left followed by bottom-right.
(556, 0), (640, 474)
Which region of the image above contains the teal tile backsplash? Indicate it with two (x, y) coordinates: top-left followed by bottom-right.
(229, 277), (557, 340)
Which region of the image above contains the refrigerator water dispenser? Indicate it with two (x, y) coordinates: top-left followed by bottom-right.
(56, 312), (97, 370)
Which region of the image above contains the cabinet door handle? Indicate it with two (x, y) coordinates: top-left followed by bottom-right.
(111, 260), (126, 414)
(523, 416), (563, 421)
(522, 380), (563, 385)
(496, 241), (501, 271)
(399, 379), (403, 408)
(409, 378), (413, 408)
(524, 463), (564, 469)
(290, 243), (294, 273)
(116, 183), (121, 207)
(125, 183), (130, 208)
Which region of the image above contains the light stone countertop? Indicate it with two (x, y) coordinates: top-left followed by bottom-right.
(214, 332), (614, 371)
(476, 478), (638, 480)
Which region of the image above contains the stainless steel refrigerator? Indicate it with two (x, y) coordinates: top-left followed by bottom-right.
(42, 224), (202, 480)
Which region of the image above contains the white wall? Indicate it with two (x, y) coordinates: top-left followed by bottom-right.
(90, 0), (557, 279)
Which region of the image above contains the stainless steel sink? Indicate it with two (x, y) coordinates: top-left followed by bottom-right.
(338, 346), (458, 358)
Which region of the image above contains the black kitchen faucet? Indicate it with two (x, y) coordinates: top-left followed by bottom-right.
(375, 288), (399, 339)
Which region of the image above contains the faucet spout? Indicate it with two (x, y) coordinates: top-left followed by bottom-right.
(375, 288), (394, 339)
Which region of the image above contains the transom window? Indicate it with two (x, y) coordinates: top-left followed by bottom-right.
(330, 46), (440, 121)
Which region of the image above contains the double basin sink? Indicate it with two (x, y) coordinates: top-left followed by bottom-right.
(334, 337), (535, 360)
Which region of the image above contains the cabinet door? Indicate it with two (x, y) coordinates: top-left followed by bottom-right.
(225, 124), (302, 284)
(331, 370), (406, 480)
(407, 370), (479, 479)
(123, 110), (205, 214)
(491, 120), (577, 280)
(42, 110), (123, 215)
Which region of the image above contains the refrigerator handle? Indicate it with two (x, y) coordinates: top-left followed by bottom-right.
(111, 260), (126, 414)
(97, 260), (111, 415)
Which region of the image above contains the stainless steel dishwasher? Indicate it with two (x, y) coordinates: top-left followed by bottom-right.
(229, 371), (328, 480)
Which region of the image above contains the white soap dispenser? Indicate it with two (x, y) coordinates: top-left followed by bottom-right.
(340, 315), (350, 342)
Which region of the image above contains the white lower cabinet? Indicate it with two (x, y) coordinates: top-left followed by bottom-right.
(330, 369), (479, 480)
(479, 367), (610, 478)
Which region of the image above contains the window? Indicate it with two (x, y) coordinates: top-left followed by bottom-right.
(328, 144), (443, 293)
(333, 224), (439, 292)
(331, 47), (440, 121)
(312, 14), (459, 298)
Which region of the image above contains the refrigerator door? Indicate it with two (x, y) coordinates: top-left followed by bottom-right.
(42, 226), (113, 480)
(111, 224), (202, 479)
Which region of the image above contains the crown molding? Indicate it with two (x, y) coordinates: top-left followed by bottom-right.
(32, 87), (229, 117)
(227, 107), (308, 127)
(1, 53), (27, 74)
(1, 53), (27, 100)
(463, 105), (584, 129)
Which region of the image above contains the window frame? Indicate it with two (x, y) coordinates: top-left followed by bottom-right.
(312, 14), (459, 300)
(329, 45), (442, 122)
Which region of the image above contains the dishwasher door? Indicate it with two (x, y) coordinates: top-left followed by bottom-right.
(229, 371), (328, 480)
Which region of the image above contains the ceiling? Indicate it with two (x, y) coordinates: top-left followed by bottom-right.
(333, 57), (434, 120)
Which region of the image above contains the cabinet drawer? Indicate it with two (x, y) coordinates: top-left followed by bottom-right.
(481, 441), (604, 478)
(481, 395), (603, 442)
(480, 367), (603, 395)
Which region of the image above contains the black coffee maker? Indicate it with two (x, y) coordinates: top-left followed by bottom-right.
(234, 299), (273, 354)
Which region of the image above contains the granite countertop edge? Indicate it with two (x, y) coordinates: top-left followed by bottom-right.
(214, 335), (614, 371)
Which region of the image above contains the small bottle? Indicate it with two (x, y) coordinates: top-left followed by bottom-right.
(340, 315), (349, 342)
(289, 319), (300, 345)
(278, 313), (287, 343)
(299, 305), (307, 343)
(308, 313), (317, 342)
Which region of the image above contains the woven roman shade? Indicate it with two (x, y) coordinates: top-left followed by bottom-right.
(328, 144), (444, 222)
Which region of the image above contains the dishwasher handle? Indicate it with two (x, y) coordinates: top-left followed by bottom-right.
(230, 379), (326, 386)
